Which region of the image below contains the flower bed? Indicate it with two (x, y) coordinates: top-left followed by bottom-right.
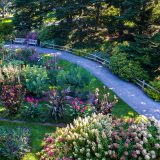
(0, 46), (120, 123)
(38, 115), (160, 160)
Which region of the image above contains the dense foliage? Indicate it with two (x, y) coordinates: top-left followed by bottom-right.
(110, 49), (149, 82)
(0, 127), (30, 160)
(22, 65), (49, 96)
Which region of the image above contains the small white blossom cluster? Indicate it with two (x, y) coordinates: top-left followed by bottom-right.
(60, 113), (112, 159)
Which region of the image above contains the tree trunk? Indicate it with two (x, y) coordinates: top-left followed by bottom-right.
(2, 8), (5, 18)
(95, 3), (101, 32)
(118, 0), (124, 38)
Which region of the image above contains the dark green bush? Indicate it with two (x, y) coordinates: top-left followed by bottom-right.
(110, 47), (149, 81)
(0, 127), (30, 160)
(0, 23), (14, 41)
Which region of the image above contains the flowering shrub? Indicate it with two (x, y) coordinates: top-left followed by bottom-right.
(38, 115), (160, 160)
(22, 97), (40, 119)
(93, 88), (118, 115)
(0, 127), (30, 160)
(15, 48), (36, 63)
(0, 84), (25, 114)
(0, 63), (21, 84)
(68, 98), (95, 118)
(106, 117), (160, 160)
(37, 114), (112, 159)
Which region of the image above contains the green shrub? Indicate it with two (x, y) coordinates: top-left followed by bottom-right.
(0, 23), (14, 41)
(0, 127), (30, 160)
(22, 65), (49, 96)
(57, 65), (92, 98)
(110, 51), (149, 82)
(144, 78), (160, 101)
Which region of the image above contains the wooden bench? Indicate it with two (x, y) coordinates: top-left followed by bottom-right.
(13, 38), (26, 44)
(27, 39), (38, 46)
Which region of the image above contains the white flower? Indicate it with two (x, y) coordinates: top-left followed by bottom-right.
(108, 150), (112, 155)
(92, 146), (96, 151)
(155, 143), (160, 149)
(142, 149), (147, 155)
(140, 141), (144, 145)
(86, 152), (90, 157)
(136, 150), (140, 155)
(105, 151), (108, 155)
(98, 144), (102, 149)
(73, 141), (77, 146)
(148, 134), (152, 138)
(86, 148), (90, 152)
(95, 153), (100, 157)
(150, 151), (155, 155)
(151, 154), (156, 159)
(145, 155), (150, 160)
(143, 137), (148, 143)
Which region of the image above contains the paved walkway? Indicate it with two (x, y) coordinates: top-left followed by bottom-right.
(5, 44), (160, 120)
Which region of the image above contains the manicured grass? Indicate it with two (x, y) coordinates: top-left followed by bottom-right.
(0, 121), (55, 160)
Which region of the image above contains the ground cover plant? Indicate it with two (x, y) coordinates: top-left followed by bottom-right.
(0, 126), (30, 160)
(0, 120), (55, 160)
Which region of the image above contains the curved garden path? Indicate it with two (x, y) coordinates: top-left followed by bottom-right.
(5, 44), (160, 120)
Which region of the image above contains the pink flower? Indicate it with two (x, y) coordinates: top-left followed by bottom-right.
(113, 143), (119, 149)
(72, 101), (75, 105)
(48, 150), (54, 156)
(26, 97), (31, 102)
(75, 105), (80, 110)
(58, 137), (64, 142)
(132, 151), (137, 158)
(112, 153), (117, 158)
(120, 156), (125, 160)
(124, 151), (128, 156)
(124, 143), (129, 148)
(79, 101), (83, 104)
(46, 137), (54, 144)
(80, 109), (85, 113)
(35, 99), (39, 106)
